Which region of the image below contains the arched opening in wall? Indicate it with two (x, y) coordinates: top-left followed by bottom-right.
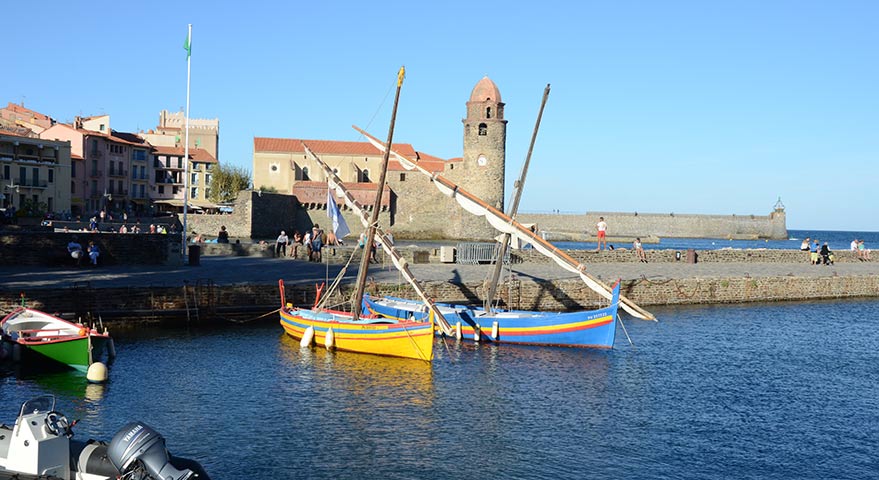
(361, 169), (370, 182)
(486, 107), (492, 119)
(302, 167), (310, 181)
(478, 123), (487, 136)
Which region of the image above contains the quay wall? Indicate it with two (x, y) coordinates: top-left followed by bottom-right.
(518, 210), (788, 240)
(2, 274), (878, 324)
(0, 231), (183, 266)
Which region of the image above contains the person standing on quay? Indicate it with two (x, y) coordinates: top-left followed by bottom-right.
(595, 216), (608, 252)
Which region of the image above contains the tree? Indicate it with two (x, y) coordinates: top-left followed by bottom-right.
(208, 164), (251, 204)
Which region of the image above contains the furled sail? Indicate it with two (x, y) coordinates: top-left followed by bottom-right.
(301, 142), (455, 335)
(352, 125), (656, 321)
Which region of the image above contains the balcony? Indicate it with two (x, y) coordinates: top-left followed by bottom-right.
(89, 169), (103, 178)
(108, 169), (128, 178)
(12, 177), (48, 189)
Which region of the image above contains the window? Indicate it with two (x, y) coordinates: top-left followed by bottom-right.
(118, 180), (123, 194)
(302, 167), (310, 181)
(19, 167), (26, 183)
(205, 173), (212, 185)
(400, 173), (406, 181)
(486, 107), (492, 119)
(47, 197), (52, 212)
(139, 184), (145, 198)
(205, 187), (211, 198)
(478, 123), (487, 136)
(91, 139), (98, 154)
(158, 185), (165, 194)
(191, 187), (198, 198)
(91, 180), (97, 196)
(4, 165), (10, 180)
(140, 166), (146, 179)
(132, 150), (146, 161)
(48, 169), (54, 183)
(361, 169), (370, 183)
(71, 162), (76, 178)
(99, 123), (106, 132)
(191, 173), (199, 185)
(71, 181), (75, 194)
(32, 168), (38, 187)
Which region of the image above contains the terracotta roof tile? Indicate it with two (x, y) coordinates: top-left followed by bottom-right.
(255, 137), (449, 173)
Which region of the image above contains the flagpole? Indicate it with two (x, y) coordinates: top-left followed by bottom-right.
(182, 23), (192, 261)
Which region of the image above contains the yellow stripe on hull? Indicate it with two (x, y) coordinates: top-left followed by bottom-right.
(280, 313), (433, 361)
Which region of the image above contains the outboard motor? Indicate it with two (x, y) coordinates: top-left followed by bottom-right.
(107, 422), (198, 480)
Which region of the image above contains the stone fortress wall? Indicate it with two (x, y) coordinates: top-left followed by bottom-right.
(519, 209), (788, 241)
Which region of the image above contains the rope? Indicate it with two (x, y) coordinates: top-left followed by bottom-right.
(401, 321), (431, 362)
(223, 307), (281, 324)
(316, 246), (360, 310)
(617, 313), (636, 350)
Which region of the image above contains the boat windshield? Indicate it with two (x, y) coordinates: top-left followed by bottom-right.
(19, 395), (55, 417)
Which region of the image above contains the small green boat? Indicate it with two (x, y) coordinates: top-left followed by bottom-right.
(1, 307), (113, 373)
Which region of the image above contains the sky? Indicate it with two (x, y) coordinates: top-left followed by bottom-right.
(3, 1), (877, 231)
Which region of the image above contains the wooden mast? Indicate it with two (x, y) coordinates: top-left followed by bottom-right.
(484, 84), (550, 312)
(351, 66), (405, 320)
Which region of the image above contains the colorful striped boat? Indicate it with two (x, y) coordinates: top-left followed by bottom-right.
(1, 308), (113, 372)
(278, 281), (434, 361)
(363, 281), (621, 348)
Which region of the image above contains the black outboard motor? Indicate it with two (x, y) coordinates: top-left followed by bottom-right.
(107, 422), (201, 480)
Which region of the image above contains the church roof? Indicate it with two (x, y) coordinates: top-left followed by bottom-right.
(469, 76), (502, 103)
(254, 137), (449, 173)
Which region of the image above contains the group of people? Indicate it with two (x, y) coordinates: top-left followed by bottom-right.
(800, 237), (835, 265)
(850, 239), (872, 261)
(66, 237), (100, 267)
(276, 225), (328, 262)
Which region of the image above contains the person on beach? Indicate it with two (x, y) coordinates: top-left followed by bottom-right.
(595, 217), (608, 252)
(276, 230), (289, 257)
(810, 240), (819, 265)
(304, 229), (313, 260)
(633, 237), (648, 263)
(851, 239), (859, 259)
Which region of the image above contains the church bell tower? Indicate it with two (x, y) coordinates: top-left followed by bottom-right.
(461, 76), (507, 212)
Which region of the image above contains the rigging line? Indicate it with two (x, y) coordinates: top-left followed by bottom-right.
(401, 320), (431, 362)
(617, 313), (636, 350)
(316, 246), (360, 310)
(358, 77), (396, 141)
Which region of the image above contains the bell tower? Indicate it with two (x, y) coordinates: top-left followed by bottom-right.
(461, 76), (506, 212)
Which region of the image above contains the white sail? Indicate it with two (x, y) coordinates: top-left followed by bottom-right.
(302, 142), (455, 335)
(353, 125), (656, 321)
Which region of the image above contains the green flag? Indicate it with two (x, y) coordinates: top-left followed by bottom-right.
(183, 30), (191, 59)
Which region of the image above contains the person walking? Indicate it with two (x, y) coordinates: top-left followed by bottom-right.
(276, 230), (289, 257)
(595, 217), (608, 251)
(87, 241), (100, 266)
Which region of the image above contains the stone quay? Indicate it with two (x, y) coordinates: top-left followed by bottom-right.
(1, 238), (877, 325)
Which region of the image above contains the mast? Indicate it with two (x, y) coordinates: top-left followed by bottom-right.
(484, 84), (550, 312)
(302, 143), (454, 336)
(182, 23), (192, 259)
(351, 66), (405, 320)
(352, 125), (656, 321)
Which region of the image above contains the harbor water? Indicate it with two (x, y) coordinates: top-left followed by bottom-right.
(2, 299), (877, 479)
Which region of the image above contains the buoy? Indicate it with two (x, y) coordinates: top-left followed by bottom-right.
(325, 327), (335, 350)
(86, 362), (108, 384)
(491, 321), (499, 341)
(300, 326), (315, 347)
(455, 322), (462, 341)
(107, 338), (116, 358)
(473, 326), (480, 342)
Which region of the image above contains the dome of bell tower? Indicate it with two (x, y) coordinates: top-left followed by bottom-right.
(469, 76), (502, 103)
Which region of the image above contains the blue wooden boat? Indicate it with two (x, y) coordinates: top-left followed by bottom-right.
(363, 281), (621, 348)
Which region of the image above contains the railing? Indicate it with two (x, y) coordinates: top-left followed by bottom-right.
(108, 169), (128, 178)
(456, 242), (510, 265)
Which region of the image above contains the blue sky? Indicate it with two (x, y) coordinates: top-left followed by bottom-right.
(4, 1), (877, 231)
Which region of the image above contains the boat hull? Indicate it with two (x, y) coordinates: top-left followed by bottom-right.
(1, 308), (112, 372)
(363, 283), (621, 348)
(279, 308), (434, 361)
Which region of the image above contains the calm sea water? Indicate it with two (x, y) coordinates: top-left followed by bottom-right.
(2, 300), (878, 479)
(553, 229), (879, 253)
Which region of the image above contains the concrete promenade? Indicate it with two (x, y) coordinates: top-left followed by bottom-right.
(3, 254), (878, 296)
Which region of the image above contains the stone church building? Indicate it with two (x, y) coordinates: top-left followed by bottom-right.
(252, 76), (507, 240)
